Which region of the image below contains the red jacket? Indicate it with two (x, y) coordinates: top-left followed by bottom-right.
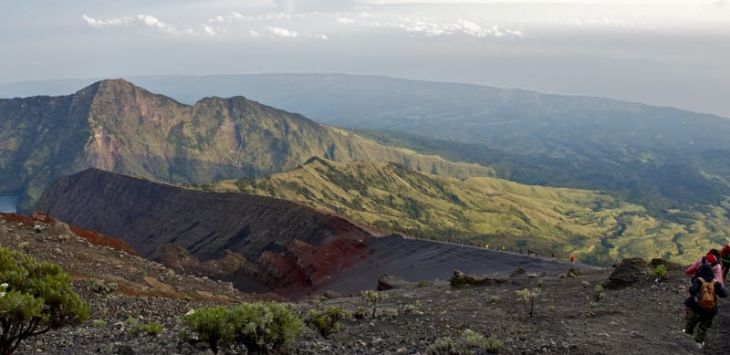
(686, 257), (724, 286)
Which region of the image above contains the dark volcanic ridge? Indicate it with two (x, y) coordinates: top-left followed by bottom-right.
(35, 169), (578, 297)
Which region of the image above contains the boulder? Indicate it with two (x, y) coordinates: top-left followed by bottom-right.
(450, 270), (508, 288)
(377, 274), (410, 291)
(649, 258), (683, 271)
(606, 258), (649, 289)
(322, 290), (343, 299)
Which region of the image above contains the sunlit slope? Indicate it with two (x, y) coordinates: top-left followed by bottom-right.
(211, 157), (730, 265)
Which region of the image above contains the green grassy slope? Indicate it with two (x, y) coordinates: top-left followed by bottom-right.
(210, 157), (730, 265)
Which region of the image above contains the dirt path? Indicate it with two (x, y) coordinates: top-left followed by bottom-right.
(705, 303), (730, 353)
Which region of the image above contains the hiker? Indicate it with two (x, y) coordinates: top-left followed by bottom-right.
(684, 263), (728, 348)
(721, 245), (730, 280)
(686, 251), (724, 286)
(570, 255), (576, 264)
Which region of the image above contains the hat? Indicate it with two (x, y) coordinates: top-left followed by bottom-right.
(722, 245), (730, 257)
(706, 254), (719, 266)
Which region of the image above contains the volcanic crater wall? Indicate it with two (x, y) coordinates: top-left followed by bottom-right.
(35, 169), (373, 294)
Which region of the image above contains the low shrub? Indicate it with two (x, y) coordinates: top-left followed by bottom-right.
(0, 247), (89, 355)
(184, 302), (302, 354)
(515, 288), (541, 318)
(361, 290), (387, 318)
(593, 284), (606, 302)
(131, 322), (163, 336)
(462, 329), (502, 353)
(462, 329), (486, 348)
(353, 307), (368, 320)
(426, 337), (469, 355)
(305, 306), (348, 337)
(483, 335), (503, 353)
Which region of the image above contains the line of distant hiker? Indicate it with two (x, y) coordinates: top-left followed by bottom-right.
(683, 245), (730, 349)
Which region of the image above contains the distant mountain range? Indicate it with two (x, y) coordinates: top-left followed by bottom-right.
(208, 157), (730, 264)
(0, 79), (490, 209)
(4, 73), (728, 209)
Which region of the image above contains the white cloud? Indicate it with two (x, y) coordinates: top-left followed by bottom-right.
(249, 30), (261, 37)
(308, 33), (329, 40)
(202, 24), (218, 36)
(268, 26), (299, 38)
(82, 14), (126, 28)
(208, 11), (245, 24)
(355, 15), (524, 39)
(337, 17), (356, 24)
(82, 14), (177, 34)
(265, 26), (328, 40)
(137, 15), (170, 31)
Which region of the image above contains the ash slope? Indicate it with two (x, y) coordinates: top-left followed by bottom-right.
(35, 169), (574, 297)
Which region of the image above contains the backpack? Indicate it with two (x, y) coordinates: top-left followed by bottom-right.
(698, 278), (717, 310)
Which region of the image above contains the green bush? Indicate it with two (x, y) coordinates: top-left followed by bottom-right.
(0, 247), (89, 355)
(515, 288), (541, 318)
(183, 306), (230, 353)
(461, 329), (502, 353)
(184, 302), (303, 354)
(462, 329), (486, 348)
(305, 306), (348, 337)
(426, 337), (469, 355)
(483, 335), (503, 353)
(654, 264), (668, 279)
(131, 322), (163, 336)
(353, 307), (368, 320)
(361, 290), (387, 318)
(593, 284), (606, 302)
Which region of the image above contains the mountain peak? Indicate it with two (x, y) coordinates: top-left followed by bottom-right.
(95, 78), (145, 92)
(73, 78), (147, 98)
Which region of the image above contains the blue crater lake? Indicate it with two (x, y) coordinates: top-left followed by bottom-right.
(0, 195), (18, 213)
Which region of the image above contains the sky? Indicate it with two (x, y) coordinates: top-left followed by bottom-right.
(0, 0), (729, 116)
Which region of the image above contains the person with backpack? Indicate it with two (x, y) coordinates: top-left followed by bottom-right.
(720, 245), (730, 280)
(684, 263), (728, 348)
(685, 251), (724, 286)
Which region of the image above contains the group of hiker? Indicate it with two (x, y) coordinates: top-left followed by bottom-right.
(682, 245), (730, 348)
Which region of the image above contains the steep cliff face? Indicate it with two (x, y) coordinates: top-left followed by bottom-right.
(0, 79), (492, 210)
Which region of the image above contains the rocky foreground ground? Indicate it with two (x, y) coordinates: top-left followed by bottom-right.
(1, 213), (726, 354)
